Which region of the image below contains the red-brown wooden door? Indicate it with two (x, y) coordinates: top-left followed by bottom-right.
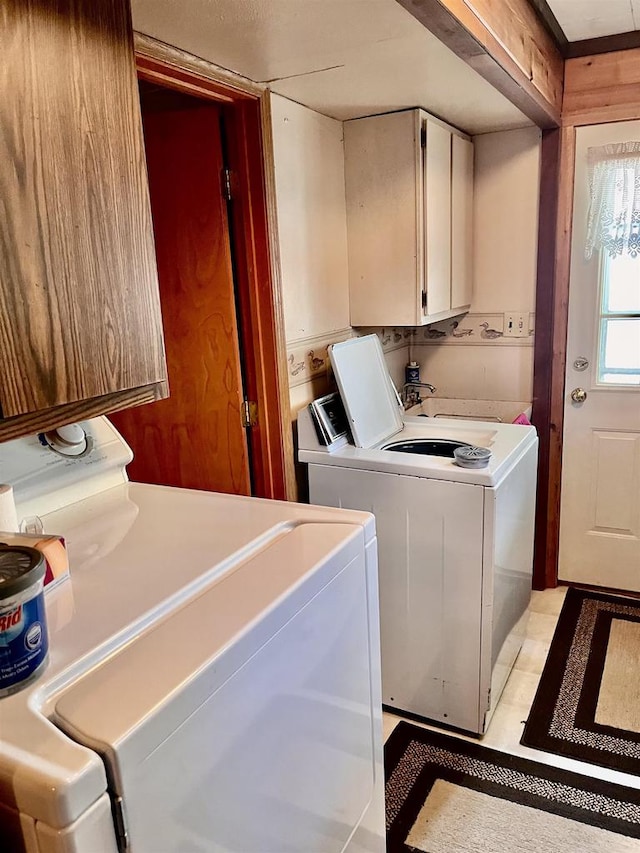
(111, 87), (251, 495)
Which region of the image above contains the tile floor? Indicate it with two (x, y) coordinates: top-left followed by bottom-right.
(383, 586), (640, 791)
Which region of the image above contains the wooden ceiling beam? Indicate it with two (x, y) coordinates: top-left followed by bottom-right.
(565, 30), (640, 60)
(396, 0), (564, 128)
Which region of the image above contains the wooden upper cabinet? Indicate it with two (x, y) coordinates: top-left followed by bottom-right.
(344, 109), (473, 327)
(0, 0), (167, 422)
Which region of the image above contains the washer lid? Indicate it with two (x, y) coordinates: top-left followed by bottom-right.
(329, 335), (403, 448)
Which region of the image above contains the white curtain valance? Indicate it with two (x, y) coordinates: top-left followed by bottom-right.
(585, 141), (640, 260)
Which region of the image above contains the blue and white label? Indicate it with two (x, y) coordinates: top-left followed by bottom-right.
(0, 595), (48, 692)
(25, 622), (43, 651)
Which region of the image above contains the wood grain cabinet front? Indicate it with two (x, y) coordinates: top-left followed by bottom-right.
(0, 0), (167, 440)
(344, 109), (474, 327)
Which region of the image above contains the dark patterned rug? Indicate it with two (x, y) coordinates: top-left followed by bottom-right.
(522, 587), (640, 775)
(385, 721), (640, 852)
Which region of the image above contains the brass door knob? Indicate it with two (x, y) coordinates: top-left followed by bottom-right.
(570, 387), (587, 403)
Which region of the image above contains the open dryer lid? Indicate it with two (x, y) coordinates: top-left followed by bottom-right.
(329, 335), (403, 448)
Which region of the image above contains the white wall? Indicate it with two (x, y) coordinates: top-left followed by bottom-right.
(412, 127), (541, 404)
(270, 94), (353, 416)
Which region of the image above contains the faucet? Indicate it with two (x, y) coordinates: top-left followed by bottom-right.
(401, 381), (437, 410)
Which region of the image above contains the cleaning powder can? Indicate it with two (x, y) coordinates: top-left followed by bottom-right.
(405, 361), (420, 385)
(0, 545), (49, 697)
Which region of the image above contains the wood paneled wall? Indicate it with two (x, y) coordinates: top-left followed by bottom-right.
(564, 48), (640, 126)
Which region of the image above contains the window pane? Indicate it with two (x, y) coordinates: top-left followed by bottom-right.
(603, 254), (640, 314)
(599, 318), (640, 385)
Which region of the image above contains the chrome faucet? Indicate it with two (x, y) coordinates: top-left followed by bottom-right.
(401, 381), (437, 409)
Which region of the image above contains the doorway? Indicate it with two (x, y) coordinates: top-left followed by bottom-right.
(558, 121), (640, 592)
(111, 45), (294, 500)
(111, 83), (252, 495)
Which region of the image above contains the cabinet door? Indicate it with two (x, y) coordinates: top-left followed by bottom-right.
(345, 111), (422, 326)
(0, 0), (166, 418)
(451, 135), (474, 311)
(423, 118), (452, 317)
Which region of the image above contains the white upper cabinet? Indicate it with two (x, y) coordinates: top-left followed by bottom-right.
(344, 109), (473, 326)
(451, 133), (474, 312)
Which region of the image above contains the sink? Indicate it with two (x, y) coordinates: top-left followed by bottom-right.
(381, 438), (473, 457)
(405, 398), (531, 423)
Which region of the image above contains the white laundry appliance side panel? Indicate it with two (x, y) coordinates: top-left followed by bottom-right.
(347, 537), (385, 853)
(53, 524), (382, 853)
(35, 794), (118, 853)
(480, 440), (538, 731)
(309, 465), (485, 733)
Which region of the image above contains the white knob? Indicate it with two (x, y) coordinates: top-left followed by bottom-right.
(55, 423), (86, 446)
(45, 423), (88, 456)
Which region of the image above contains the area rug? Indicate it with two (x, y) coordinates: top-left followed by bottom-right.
(385, 721), (640, 852)
(521, 587), (640, 775)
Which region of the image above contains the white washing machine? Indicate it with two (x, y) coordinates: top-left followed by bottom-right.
(298, 335), (538, 735)
(0, 418), (385, 853)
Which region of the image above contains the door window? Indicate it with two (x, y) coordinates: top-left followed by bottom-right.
(596, 253), (640, 386)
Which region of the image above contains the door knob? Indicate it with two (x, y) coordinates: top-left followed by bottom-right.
(570, 387), (587, 403)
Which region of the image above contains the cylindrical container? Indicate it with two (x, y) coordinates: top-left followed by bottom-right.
(405, 361), (420, 385)
(0, 545), (49, 697)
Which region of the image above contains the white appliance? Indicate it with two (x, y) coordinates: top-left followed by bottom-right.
(298, 335), (538, 735)
(0, 418), (385, 853)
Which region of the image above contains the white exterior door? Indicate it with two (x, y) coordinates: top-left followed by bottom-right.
(559, 121), (640, 591)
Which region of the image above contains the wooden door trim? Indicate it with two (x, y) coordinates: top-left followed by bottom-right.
(134, 33), (264, 99)
(531, 129), (560, 589)
(565, 31), (640, 60)
(134, 33), (295, 501)
(531, 126), (576, 589)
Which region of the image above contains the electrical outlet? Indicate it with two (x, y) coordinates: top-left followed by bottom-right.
(504, 312), (528, 338)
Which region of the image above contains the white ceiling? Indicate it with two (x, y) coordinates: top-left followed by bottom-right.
(547, 0), (640, 41)
(131, 0), (531, 135)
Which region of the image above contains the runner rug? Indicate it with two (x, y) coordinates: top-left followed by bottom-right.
(385, 721), (640, 852)
(521, 587), (640, 775)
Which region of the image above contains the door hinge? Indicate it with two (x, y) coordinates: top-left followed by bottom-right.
(242, 399), (258, 428)
(222, 167), (233, 201)
(420, 125), (427, 148)
(421, 290), (427, 311)
(112, 795), (129, 852)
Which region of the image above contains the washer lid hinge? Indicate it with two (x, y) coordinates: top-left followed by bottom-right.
(112, 794), (130, 852)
